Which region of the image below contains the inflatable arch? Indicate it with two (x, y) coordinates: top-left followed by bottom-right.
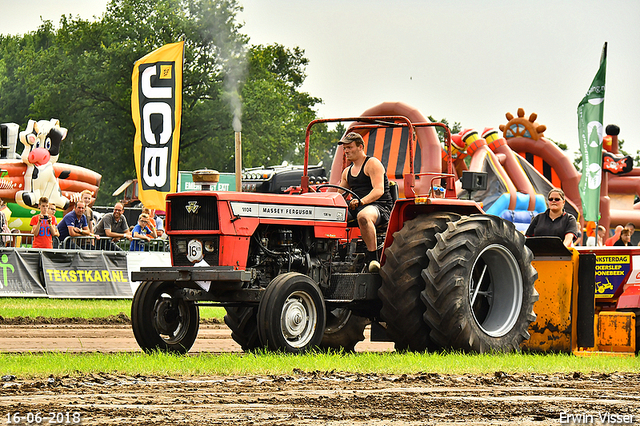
(328, 102), (441, 197)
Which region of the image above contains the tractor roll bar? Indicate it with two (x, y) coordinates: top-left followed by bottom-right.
(303, 117), (454, 198)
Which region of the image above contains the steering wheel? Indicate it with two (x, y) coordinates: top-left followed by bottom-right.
(314, 184), (362, 205)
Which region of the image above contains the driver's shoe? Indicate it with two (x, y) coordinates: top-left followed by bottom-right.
(365, 250), (380, 273)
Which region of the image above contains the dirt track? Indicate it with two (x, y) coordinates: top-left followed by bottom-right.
(2, 323), (640, 425)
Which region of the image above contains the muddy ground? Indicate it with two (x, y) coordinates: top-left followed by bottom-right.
(1, 319), (639, 425)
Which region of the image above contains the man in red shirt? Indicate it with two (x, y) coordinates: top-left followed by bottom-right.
(30, 196), (59, 249)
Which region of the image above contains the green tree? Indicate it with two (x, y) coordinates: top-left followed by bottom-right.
(239, 44), (322, 169)
(427, 116), (462, 145)
(0, 0), (331, 204)
(0, 23), (57, 125)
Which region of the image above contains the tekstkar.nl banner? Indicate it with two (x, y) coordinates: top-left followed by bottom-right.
(42, 251), (131, 298)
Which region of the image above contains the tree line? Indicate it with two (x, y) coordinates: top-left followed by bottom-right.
(0, 0), (341, 204)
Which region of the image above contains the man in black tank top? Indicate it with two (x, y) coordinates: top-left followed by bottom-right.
(337, 132), (393, 272)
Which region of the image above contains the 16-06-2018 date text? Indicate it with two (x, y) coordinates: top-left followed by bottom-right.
(5, 412), (82, 424)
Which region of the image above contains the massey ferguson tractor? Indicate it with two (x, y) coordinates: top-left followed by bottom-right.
(131, 115), (638, 356)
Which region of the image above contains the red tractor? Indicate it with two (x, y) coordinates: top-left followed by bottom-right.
(131, 116), (538, 354)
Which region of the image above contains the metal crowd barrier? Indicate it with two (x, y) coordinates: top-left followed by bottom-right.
(61, 235), (169, 252)
(0, 232), (35, 248)
(60, 235), (98, 250)
(115, 237), (169, 252)
(0, 232), (169, 252)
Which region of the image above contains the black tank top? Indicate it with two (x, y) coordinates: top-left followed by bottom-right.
(347, 157), (393, 209)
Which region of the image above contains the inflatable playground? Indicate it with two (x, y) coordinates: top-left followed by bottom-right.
(329, 102), (639, 238)
(2, 103), (638, 239)
(0, 119), (101, 231)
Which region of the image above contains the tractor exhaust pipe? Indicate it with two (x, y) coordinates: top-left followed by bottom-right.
(235, 131), (242, 192)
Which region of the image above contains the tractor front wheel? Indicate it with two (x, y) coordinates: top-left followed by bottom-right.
(257, 272), (326, 353)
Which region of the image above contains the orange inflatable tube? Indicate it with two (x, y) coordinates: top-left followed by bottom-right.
(506, 136), (582, 216)
(483, 129), (537, 211)
(328, 102), (441, 197)
(0, 159), (101, 202)
(465, 134), (518, 210)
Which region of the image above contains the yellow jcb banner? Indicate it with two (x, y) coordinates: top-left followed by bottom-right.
(131, 41), (184, 210)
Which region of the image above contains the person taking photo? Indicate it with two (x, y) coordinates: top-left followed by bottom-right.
(30, 196), (59, 249)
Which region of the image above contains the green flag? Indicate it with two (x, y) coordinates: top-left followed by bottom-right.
(578, 42), (607, 222)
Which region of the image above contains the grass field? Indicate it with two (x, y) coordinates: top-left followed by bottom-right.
(0, 298), (226, 321)
(2, 350), (639, 379)
(1, 298), (638, 380)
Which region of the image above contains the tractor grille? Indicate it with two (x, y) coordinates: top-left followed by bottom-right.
(169, 196), (219, 231)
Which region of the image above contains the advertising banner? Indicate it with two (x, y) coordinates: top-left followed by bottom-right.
(578, 42), (607, 222)
(595, 254), (630, 298)
(0, 250), (46, 296)
(132, 41), (185, 210)
(42, 251), (131, 298)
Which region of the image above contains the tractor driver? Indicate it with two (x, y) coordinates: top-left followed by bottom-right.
(337, 132), (394, 272)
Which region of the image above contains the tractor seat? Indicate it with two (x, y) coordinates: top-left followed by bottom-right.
(346, 181), (398, 231)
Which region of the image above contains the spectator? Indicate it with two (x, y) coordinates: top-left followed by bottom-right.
(625, 222), (636, 243)
(142, 207), (165, 238)
(0, 199), (11, 246)
(30, 196), (59, 249)
(57, 201), (97, 249)
(605, 225), (624, 246)
(584, 221), (597, 246)
(152, 209), (165, 237)
(93, 202), (132, 251)
(597, 225), (607, 246)
(614, 228), (632, 246)
(525, 188), (578, 248)
(80, 189), (95, 230)
(130, 213), (157, 251)
(48, 204), (59, 248)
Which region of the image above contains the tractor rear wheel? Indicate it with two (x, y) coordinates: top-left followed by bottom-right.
(224, 306), (261, 351)
(319, 308), (368, 352)
(422, 215), (538, 353)
(131, 280), (200, 354)
(257, 272), (326, 353)
(379, 212), (460, 351)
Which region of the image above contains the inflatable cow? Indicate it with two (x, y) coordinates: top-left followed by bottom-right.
(15, 119), (70, 210)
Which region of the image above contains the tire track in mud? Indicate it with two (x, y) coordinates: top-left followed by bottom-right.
(2, 371), (640, 425)
(1, 321), (639, 425)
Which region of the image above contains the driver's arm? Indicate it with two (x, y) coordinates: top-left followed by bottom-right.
(328, 168), (351, 194)
(360, 159), (385, 206)
(338, 168), (350, 191)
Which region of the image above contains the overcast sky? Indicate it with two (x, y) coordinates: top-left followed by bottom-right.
(2, 0), (639, 156)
